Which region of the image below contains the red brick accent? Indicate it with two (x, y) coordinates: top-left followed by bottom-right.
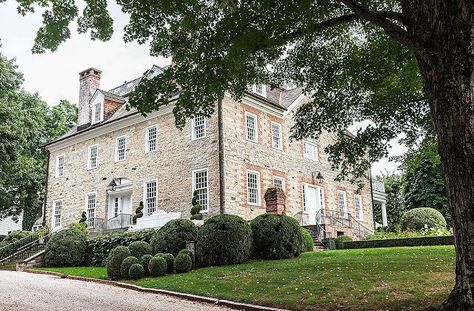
(265, 190), (286, 215)
(104, 99), (123, 121)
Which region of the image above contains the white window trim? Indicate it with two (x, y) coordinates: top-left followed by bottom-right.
(143, 179), (158, 216)
(145, 125), (158, 153)
(271, 121), (283, 150)
(85, 192), (97, 228)
(245, 111), (258, 143)
(51, 199), (62, 228)
(354, 194), (363, 221)
(337, 190), (348, 218)
(192, 168), (209, 213)
(247, 169), (261, 206)
(115, 135), (127, 162)
(273, 176), (285, 189)
(55, 155), (65, 178)
(191, 116), (207, 140)
(303, 140), (319, 161)
(251, 84), (267, 97)
(92, 100), (104, 124)
(87, 144), (99, 170)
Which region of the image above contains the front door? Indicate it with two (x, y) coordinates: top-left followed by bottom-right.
(304, 184), (324, 225)
(108, 194), (132, 220)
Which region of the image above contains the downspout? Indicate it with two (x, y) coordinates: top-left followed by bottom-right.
(42, 149), (51, 227)
(218, 97), (225, 214)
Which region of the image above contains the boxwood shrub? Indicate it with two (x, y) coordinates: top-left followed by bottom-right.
(400, 208), (447, 231)
(148, 256), (167, 277)
(250, 214), (303, 260)
(161, 253), (175, 273)
(106, 246), (131, 280)
(196, 214), (252, 267)
(140, 254), (153, 276)
(44, 228), (87, 267)
(175, 253), (192, 273)
(120, 256), (139, 279)
(128, 241), (152, 259)
(301, 228), (314, 252)
(129, 263), (145, 280)
(178, 249), (195, 268)
(150, 219), (198, 256)
(337, 235), (454, 249)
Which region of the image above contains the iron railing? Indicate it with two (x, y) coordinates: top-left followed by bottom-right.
(105, 214), (132, 231)
(0, 231), (54, 266)
(87, 218), (105, 232)
(315, 209), (373, 241)
(0, 233), (38, 262)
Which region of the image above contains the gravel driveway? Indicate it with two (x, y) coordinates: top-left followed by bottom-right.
(0, 271), (231, 311)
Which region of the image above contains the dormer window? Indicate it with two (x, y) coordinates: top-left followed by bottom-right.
(251, 84), (266, 97)
(92, 100), (104, 124)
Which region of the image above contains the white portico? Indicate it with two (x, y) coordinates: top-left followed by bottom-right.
(372, 179), (388, 227)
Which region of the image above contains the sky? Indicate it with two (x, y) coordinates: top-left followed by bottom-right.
(0, 0), (405, 175)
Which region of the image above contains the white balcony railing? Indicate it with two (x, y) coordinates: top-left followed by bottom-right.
(372, 179), (385, 193)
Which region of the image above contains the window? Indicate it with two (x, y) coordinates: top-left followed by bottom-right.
(247, 170), (260, 205)
(192, 116), (206, 140)
(337, 191), (347, 218)
(115, 136), (126, 162)
(144, 180), (157, 216)
(273, 177), (285, 189)
(55, 155), (64, 177)
(86, 193), (97, 228)
(303, 140), (318, 161)
(355, 194), (363, 220)
(92, 101), (103, 124)
(251, 84), (267, 97)
(88, 145), (98, 169)
(52, 200), (62, 228)
(146, 125), (158, 153)
(193, 169), (209, 212)
(113, 197), (119, 217)
(245, 112), (258, 142)
(271, 122), (282, 150)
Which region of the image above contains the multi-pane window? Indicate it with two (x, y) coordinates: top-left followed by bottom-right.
(87, 193), (96, 228)
(337, 191), (347, 218)
(251, 84), (266, 97)
(273, 177), (285, 190)
(247, 170), (260, 205)
(245, 112), (258, 142)
(52, 200), (62, 228)
(146, 125), (158, 153)
(56, 155), (64, 177)
(192, 116), (206, 140)
(116, 136), (126, 162)
(93, 101), (103, 124)
(114, 197), (120, 217)
(304, 140), (318, 160)
(355, 194), (363, 220)
(193, 169), (209, 212)
(88, 145), (98, 169)
(271, 122), (282, 150)
(144, 180), (157, 216)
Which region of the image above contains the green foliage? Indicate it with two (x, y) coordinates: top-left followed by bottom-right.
(128, 241), (152, 259)
(150, 219), (198, 256)
(334, 235), (353, 244)
(120, 256), (139, 279)
(301, 229), (314, 252)
(139, 254), (153, 276)
(161, 253), (175, 273)
(128, 263), (145, 280)
(69, 223), (89, 235)
(86, 228), (158, 266)
(178, 249), (195, 268)
(365, 227), (452, 240)
(190, 191), (203, 220)
(106, 246), (131, 280)
(196, 214), (252, 267)
(174, 253), (192, 273)
(337, 236), (454, 249)
(250, 214), (303, 260)
(148, 256), (167, 277)
(132, 202), (144, 225)
(44, 228), (87, 267)
(400, 208), (447, 231)
(0, 231), (37, 258)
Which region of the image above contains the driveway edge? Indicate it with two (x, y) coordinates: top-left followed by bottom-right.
(23, 269), (287, 311)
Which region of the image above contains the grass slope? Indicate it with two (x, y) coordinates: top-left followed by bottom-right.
(35, 246), (455, 310)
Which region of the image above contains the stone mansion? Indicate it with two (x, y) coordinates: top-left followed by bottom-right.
(43, 66), (383, 240)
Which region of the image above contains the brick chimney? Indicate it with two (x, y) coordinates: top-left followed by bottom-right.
(78, 68), (101, 128)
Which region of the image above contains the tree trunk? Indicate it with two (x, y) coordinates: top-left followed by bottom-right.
(404, 1), (474, 309)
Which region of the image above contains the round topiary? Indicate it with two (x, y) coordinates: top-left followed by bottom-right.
(120, 256), (139, 278)
(128, 263), (145, 280)
(301, 228), (314, 252)
(178, 249), (195, 268)
(250, 214), (303, 260)
(150, 219), (198, 255)
(400, 207), (447, 231)
(128, 241), (153, 259)
(140, 254), (153, 276)
(196, 214), (252, 267)
(174, 253), (192, 273)
(148, 256), (167, 277)
(161, 253), (175, 273)
(44, 228), (87, 267)
(106, 246), (131, 280)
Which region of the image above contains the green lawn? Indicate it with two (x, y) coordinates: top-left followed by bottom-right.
(35, 246), (455, 311)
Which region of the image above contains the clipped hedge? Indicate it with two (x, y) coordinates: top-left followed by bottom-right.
(106, 246), (131, 280)
(400, 208), (447, 231)
(129, 263), (145, 280)
(86, 229), (158, 266)
(149, 256), (167, 277)
(175, 253), (192, 273)
(161, 253), (175, 273)
(250, 214), (303, 260)
(178, 249), (195, 268)
(150, 219), (198, 256)
(120, 256), (139, 278)
(44, 228), (87, 267)
(140, 254), (153, 276)
(336, 236), (454, 249)
(128, 241), (152, 259)
(196, 214), (252, 267)
(301, 229), (314, 252)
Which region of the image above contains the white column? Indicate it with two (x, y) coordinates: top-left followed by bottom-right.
(381, 202), (388, 227)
